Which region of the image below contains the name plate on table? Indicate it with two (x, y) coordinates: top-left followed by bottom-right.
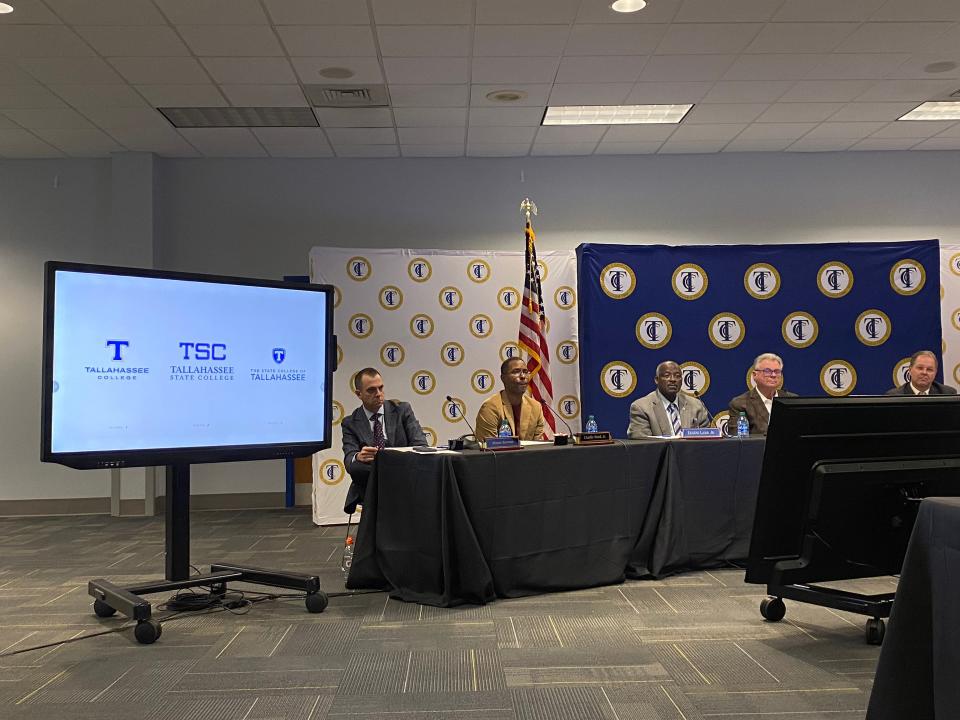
(484, 436), (522, 451)
(679, 427), (723, 439)
(575, 431), (614, 445)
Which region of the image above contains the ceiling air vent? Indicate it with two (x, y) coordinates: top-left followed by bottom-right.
(303, 84), (390, 108)
(159, 107), (319, 128)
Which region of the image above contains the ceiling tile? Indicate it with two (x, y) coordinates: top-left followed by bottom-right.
(3, 107), (93, 129)
(400, 144), (464, 156)
(869, 119), (956, 138)
(277, 26), (377, 57)
(805, 53), (913, 80)
(0, 27), (95, 58)
(536, 125), (607, 142)
(263, 0), (370, 24)
(384, 58), (470, 84)
(105, 126), (200, 155)
(203, 58), (297, 85)
(934, 122), (960, 137)
(531, 142), (599, 155)
(724, 54), (825, 82)
(849, 138), (920, 150)
(888, 55), (960, 79)
(703, 81), (794, 103)
(314, 108), (394, 127)
(17, 58), (124, 84)
(466, 143), (530, 156)
(253, 127), (333, 156)
(802, 121), (887, 139)
(855, 78), (959, 101)
(468, 107), (545, 126)
(31, 128), (124, 156)
(565, 24), (666, 56)
(398, 126), (465, 144)
(44, 0), (168, 25)
(658, 138), (727, 153)
(556, 56), (647, 84)
(684, 103), (768, 123)
(378, 26), (471, 57)
(0, 61), (40, 84)
(334, 144), (400, 157)
(913, 137), (960, 149)
(656, 24), (762, 55)
(924, 25), (960, 54)
(291, 57), (382, 84)
(675, 0), (779, 22)
(639, 55), (735, 82)
(755, 103), (844, 123)
(548, 83), (633, 105)
(477, 0), (581, 24)
(0, 0), (61, 24)
(110, 57), (211, 84)
(669, 123), (747, 141)
(395, 107), (468, 126)
(326, 127), (397, 143)
(74, 27), (190, 57)
(178, 26), (285, 57)
(390, 84), (469, 107)
(626, 81), (714, 104)
(778, 80), (876, 102)
(0, 128), (63, 157)
(178, 128), (268, 156)
(372, 0), (473, 25)
(773, 0), (885, 22)
(872, 0), (960, 22)
(594, 141), (664, 154)
(472, 57), (560, 84)
(746, 24), (858, 53)
(50, 84), (145, 109)
(736, 122), (816, 140)
(474, 26), (570, 57)
(787, 137), (855, 151)
(220, 85), (307, 107)
(135, 84), (229, 107)
(468, 125), (537, 143)
(828, 102), (919, 121)
(154, 0), (269, 24)
(723, 138), (795, 152)
(81, 106), (174, 130)
(603, 124), (677, 141)
(836, 22), (955, 53)
(470, 84), (551, 107)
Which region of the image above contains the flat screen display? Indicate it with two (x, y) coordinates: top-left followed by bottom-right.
(42, 262), (334, 469)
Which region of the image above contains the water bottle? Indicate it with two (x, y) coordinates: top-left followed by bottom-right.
(341, 535), (354, 580)
(585, 415), (598, 433)
(736, 412), (749, 438)
(498, 417), (512, 437)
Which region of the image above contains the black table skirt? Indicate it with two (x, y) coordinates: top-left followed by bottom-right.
(348, 437), (765, 607)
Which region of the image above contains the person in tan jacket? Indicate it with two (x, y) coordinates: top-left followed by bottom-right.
(475, 357), (546, 440)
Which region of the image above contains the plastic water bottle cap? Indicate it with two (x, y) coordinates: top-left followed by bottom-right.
(345, 536), (354, 546)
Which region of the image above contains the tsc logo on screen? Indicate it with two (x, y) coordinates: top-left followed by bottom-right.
(84, 340), (150, 381)
(380, 342), (405, 367)
(893, 358), (912, 389)
(348, 314), (373, 339)
(441, 342), (465, 367)
(600, 263), (635, 300)
(500, 342), (521, 362)
(890, 259), (925, 296)
(855, 309), (891, 347)
(170, 342), (234, 382)
(781, 311), (819, 349)
(439, 286), (463, 311)
(557, 395), (580, 420)
(250, 345), (307, 383)
(471, 370), (494, 394)
(554, 286), (576, 310)
(556, 341), (578, 364)
(411, 370), (436, 395)
(319, 459), (345, 486)
(679, 361), (710, 396)
(708, 312), (745, 349)
(469, 314), (493, 339)
(672, 263), (708, 301)
(635, 312), (672, 350)
(467, 259), (491, 284)
(820, 360), (857, 396)
(180, 342), (227, 360)
(442, 397), (467, 423)
(272, 347), (286, 364)
(379, 286), (403, 310)
(713, 411), (731, 437)
(498, 287), (521, 311)
(408, 257), (433, 283)
(600, 361), (637, 398)
(410, 314), (434, 339)
(744, 263), (780, 300)
(346, 256), (371, 282)
(818, 261), (853, 298)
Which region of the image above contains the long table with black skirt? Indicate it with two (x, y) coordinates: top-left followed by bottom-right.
(347, 437), (766, 607)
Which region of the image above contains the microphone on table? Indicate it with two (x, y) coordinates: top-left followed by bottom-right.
(539, 399), (575, 445)
(445, 395), (482, 450)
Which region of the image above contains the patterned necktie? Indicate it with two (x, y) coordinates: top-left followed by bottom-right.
(372, 413), (385, 450)
(668, 403), (681, 436)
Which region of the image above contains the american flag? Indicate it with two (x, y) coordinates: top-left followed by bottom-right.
(518, 218), (556, 436)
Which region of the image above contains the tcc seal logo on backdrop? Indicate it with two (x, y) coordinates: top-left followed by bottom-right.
(319, 459), (345, 486)
(600, 263), (636, 300)
(467, 259), (491, 283)
(781, 311), (819, 349)
(409, 314), (434, 339)
(440, 342), (465, 367)
(348, 313), (373, 339)
(422, 427), (437, 446)
(893, 357), (912, 389)
(500, 342), (521, 362)
(635, 312), (672, 350)
(556, 341), (578, 364)
(346, 256), (371, 282)
(557, 395), (580, 420)
(442, 397), (467, 423)
(890, 259), (925, 296)
(471, 370), (494, 394)
(600, 361), (637, 398)
(679, 361), (710, 396)
(408, 257), (432, 283)
(820, 360), (857, 396)
(554, 286), (576, 310)
(672, 263), (708, 301)
(817, 261), (853, 298)
(380, 342), (405, 367)
(744, 263), (780, 300)
(855, 309), (891, 346)
(469, 314), (493, 338)
(498, 287), (520, 311)
(411, 370), (436, 395)
(379, 286), (403, 310)
(949, 253), (960, 277)
(713, 410), (731, 436)
(331, 400), (344, 426)
(438, 286), (463, 311)
(708, 312), (745, 349)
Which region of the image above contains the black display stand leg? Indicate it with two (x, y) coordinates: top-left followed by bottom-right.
(88, 463), (328, 644)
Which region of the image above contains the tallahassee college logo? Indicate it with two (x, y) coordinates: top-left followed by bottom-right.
(781, 311), (819, 349)
(600, 263), (636, 300)
(319, 459), (345, 486)
(818, 261), (853, 298)
(467, 259), (491, 283)
(331, 400), (344, 426)
(348, 313), (373, 339)
(893, 358), (912, 389)
(708, 312), (745, 349)
(555, 286), (576, 310)
(471, 370), (495, 394)
(379, 286), (403, 310)
(556, 341), (579, 364)
(744, 263), (780, 300)
(380, 342), (405, 367)
(442, 397), (466, 423)
(408, 257), (432, 283)
(411, 370), (436, 395)
(469, 314), (493, 338)
(557, 395), (580, 420)
(441, 342), (465, 367)
(439, 286), (463, 311)
(679, 361), (710, 396)
(713, 411), (731, 437)
(498, 287), (521, 311)
(500, 342), (521, 362)
(346, 256), (371, 282)
(855, 309), (892, 346)
(635, 312), (672, 350)
(272, 347), (286, 364)
(410, 314), (434, 339)
(672, 263), (708, 301)
(820, 360), (857, 396)
(890, 259), (925, 296)
(601, 361), (637, 399)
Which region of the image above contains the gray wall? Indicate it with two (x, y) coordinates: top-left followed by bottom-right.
(2, 150), (960, 503)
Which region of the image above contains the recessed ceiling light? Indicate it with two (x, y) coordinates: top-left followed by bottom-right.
(610, 0), (646, 12)
(924, 61), (958, 74)
(543, 104), (692, 125)
(485, 89), (528, 103)
(898, 101), (960, 121)
(318, 66), (354, 79)
(0, 3), (15, 13)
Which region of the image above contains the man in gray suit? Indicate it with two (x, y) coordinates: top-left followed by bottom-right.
(341, 367), (427, 513)
(627, 360), (712, 438)
(728, 352), (798, 436)
(885, 350), (957, 396)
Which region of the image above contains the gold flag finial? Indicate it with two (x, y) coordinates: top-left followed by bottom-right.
(520, 197), (538, 224)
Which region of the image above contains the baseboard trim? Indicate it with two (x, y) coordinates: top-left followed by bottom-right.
(0, 492), (287, 518)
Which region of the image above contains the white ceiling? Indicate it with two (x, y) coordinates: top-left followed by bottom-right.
(1, 0), (960, 158)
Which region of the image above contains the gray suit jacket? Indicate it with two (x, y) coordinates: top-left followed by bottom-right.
(626, 390), (711, 438)
(728, 386), (798, 436)
(885, 381), (957, 396)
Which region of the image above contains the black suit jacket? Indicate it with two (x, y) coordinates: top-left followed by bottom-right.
(341, 399), (426, 513)
(885, 381), (957, 396)
(728, 386), (798, 436)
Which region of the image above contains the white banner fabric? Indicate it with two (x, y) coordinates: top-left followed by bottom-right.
(940, 243), (960, 389)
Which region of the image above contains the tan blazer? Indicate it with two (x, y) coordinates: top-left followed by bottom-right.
(475, 391), (545, 440)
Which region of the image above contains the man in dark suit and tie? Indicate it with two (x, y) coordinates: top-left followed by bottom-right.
(885, 350), (957, 396)
(728, 353), (798, 436)
(341, 367), (427, 514)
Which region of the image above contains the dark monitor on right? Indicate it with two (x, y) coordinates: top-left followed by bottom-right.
(746, 396), (960, 587)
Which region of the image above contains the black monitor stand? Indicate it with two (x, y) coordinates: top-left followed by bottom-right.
(87, 462), (328, 644)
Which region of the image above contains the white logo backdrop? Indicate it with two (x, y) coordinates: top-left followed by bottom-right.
(309, 247), (580, 526)
(940, 243), (960, 390)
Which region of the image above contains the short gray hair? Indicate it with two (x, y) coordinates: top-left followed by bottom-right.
(753, 353), (783, 371)
(910, 350), (937, 368)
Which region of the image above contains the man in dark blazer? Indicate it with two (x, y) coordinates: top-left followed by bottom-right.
(341, 367), (427, 514)
(728, 353), (798, 436)
(885, 350), (957, 396)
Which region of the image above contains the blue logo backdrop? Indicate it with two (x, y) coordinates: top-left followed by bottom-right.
(577, 239), (942, 435)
